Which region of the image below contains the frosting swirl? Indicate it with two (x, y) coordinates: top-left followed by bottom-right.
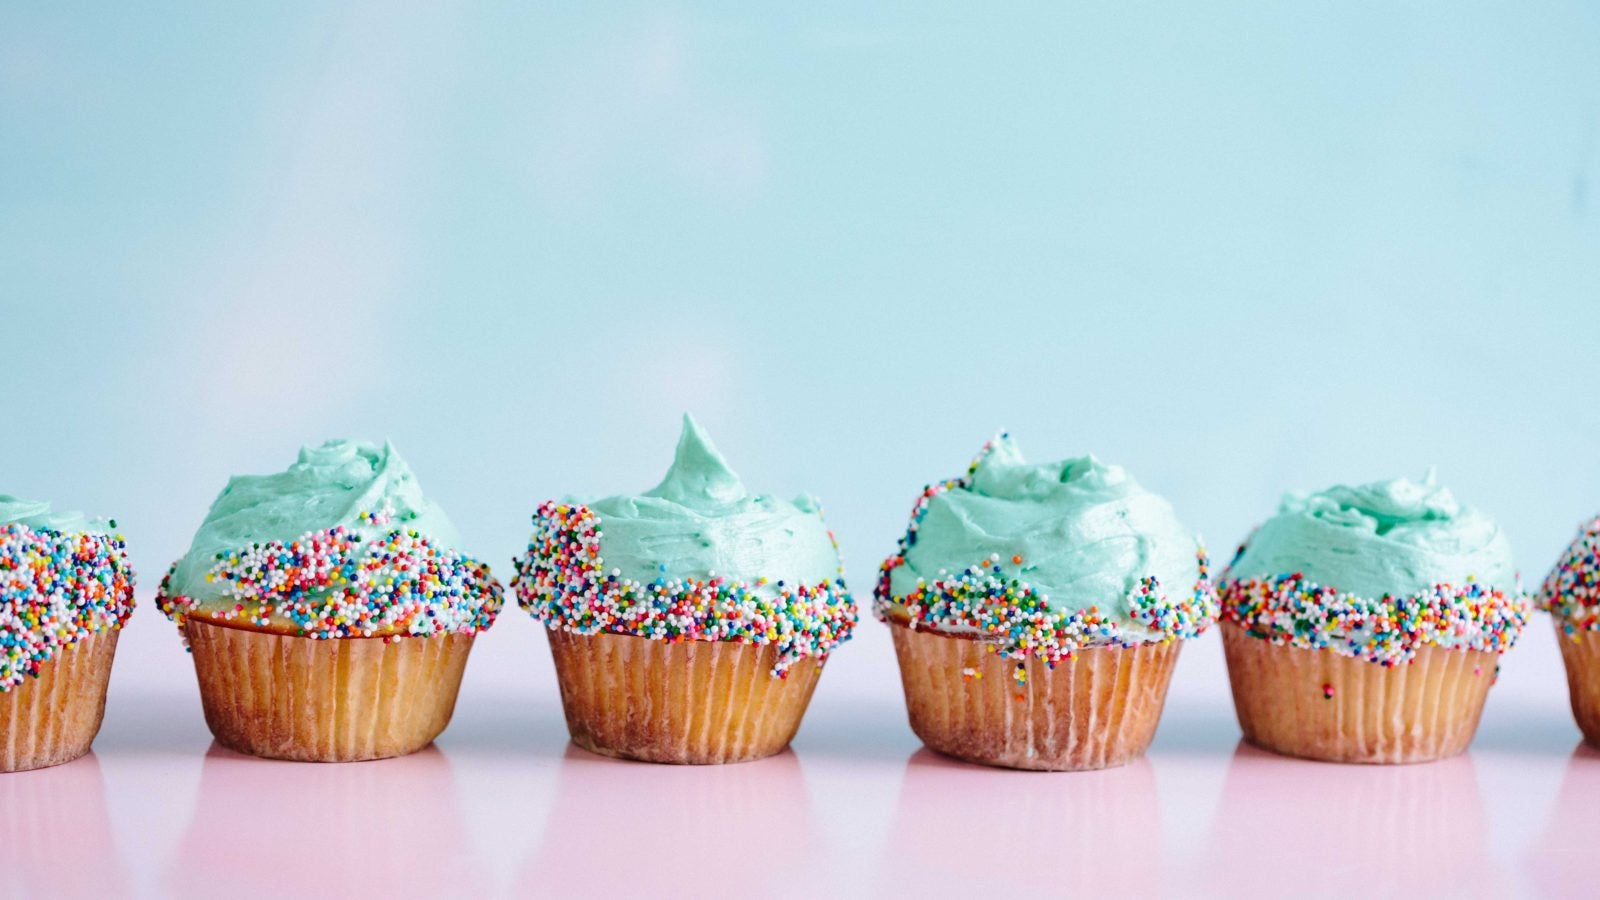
(0, 495), (109, 535)
(156, 440), (501, 640)
(1221, 473), (1526, 662)
(875, 435), (1215, 660)
(1225, 473), (1517, 599)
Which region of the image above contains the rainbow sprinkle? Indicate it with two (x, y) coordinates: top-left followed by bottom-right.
(1540, 516), (1600, 636)
(512, 501), (857, 677)
(872, 435), (1219, 662)
(0, 523), (135, 692)
(1219, 572), (1528, 666)
(873, 434), (1002, 604)
(875, 550), (1218, 664)
(156, 525), (502, 644)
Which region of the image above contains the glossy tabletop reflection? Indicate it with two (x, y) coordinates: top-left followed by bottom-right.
(6, 682), (1593, 899)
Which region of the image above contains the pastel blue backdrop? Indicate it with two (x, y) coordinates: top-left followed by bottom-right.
(3, 3), (1598, 718)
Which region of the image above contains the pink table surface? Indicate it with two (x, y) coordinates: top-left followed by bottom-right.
(2, 689), (1592, 899)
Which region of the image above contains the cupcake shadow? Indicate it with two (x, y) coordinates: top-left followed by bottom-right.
(1204, 741), (1504, 897)
(0, 752), (130, 898)
(880, 748), (1164, 897)
(1525, 742), (1600, 896)
(164, 742), (485, 899)
(516, 744), (821, 898)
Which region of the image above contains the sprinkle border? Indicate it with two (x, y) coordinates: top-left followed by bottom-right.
(1219, 571), (1529, 666)
(511, 501), (858, 677)
(155, 522), (502, 645)
(1, 523), (136, 692)
(1540, 516), (1600, 636)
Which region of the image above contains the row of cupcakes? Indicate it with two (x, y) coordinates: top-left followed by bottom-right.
(2, 415), (1598, 772)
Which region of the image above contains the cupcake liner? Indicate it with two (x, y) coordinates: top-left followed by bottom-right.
(887, 620), (1180, 771)
(1554, 621), (1600, 747)
(1222, 621), (1495, 764)
(544, 628), (824, 764)
(185, 618), (474, 762)
(1, 629), (120, 773)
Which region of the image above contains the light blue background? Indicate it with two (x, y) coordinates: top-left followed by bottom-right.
(3, 3), (1598, 708)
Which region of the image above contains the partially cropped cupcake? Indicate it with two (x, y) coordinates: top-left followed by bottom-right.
(875, 435), (1216, 771)
(1220, 474), (1526, 764)
(156, 441), (502, 762)
(514, 415), (855, 764)
(1, 497), (135, 772)
(1540, 517), (1600, 746)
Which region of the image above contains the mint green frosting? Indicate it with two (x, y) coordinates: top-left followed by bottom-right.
(0, 495), (109, 534)
(887, 437), (1202, 638)
(165, 440), (464, 608)
(584, 415), (842, 588)
(1226, 473), (1517, 598)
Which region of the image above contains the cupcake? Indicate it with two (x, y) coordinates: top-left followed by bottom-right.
(1539, 517), (1600, 746)
(514, 415), (856, 764)
(874, 435), (1216, 771)
(0, 496), (135, 772)
(1219, 473), (1526, 764)
(156, 441), (502, 762)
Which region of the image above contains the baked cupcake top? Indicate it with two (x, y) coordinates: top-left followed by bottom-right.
(1, 495), (136, 691)
(1221, 473), (1526, 664)
(873, 434), (1217, 665)
(156, 440), (502, 642)
(513, 415), (856, 676)
(1539, 516), (1600, 634)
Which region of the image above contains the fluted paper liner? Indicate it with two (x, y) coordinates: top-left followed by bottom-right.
(1222, 621), (1495, 764)
(1554, 621), (1600, 747)
(545, 629), (824, 764)
(1, 629), (119, 773)
(887, 620), (1180, 771)
(185, 618), (474, 762)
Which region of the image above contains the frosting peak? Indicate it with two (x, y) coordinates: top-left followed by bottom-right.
(513, 415), (856, 674)
(644, 415), (746, 509)
(582, 416), (841, 587)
